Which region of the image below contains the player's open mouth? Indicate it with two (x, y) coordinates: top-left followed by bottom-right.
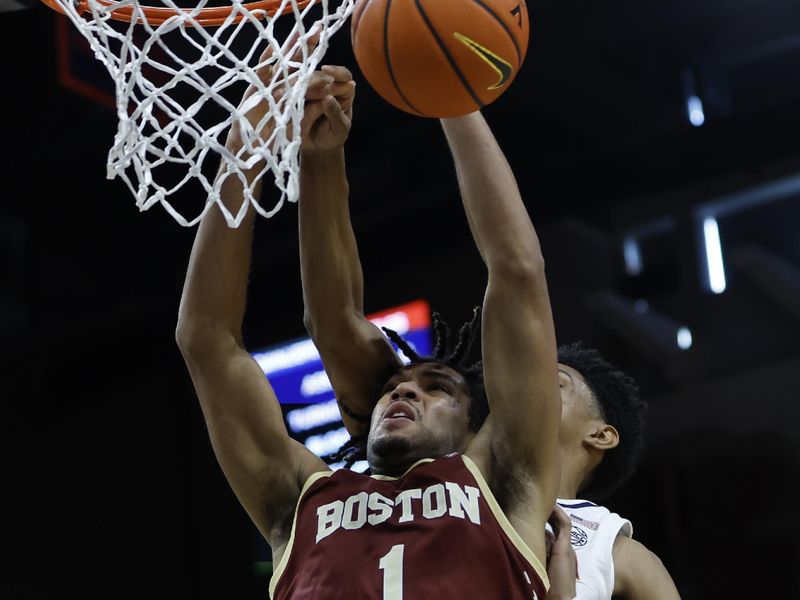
(383, 401), (417, 421)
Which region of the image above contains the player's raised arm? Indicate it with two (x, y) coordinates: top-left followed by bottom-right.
(175, 52), (329, 549)
(442, 112), (561, 525)
(298, 65), (402, 435)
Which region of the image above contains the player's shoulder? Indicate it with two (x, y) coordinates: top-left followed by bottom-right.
(612, 536), (662, 566)
(557, 499), (608, 516)
(557, 498), (611, 518)
(612, 536), (681, 598)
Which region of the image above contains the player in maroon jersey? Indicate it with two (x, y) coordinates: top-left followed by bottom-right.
(297, 64), (681, 599)
(176, 41), (562, 600)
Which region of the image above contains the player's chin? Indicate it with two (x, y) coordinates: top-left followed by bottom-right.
(369, 431), (414, 460)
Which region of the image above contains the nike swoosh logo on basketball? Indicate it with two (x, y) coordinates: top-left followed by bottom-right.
(453, 32), (514, 90)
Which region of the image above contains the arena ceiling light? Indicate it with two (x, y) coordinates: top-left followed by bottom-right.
(687, 95), (706, 127)
(694, 172), (800, 295)
(681, 66), (706, 127)
(620, 217), (676, 278)
(701, 217), (727, 294)
(623, 237), (643, 276)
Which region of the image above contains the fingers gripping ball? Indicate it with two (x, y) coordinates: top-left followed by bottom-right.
(351, 0), (529, 118)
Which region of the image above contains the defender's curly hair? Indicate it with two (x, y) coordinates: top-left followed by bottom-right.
(327, 308), (487, 469)
(557, 342), (646, 501)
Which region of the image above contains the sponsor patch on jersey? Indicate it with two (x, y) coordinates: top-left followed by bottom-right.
(568, 513), (600, 531)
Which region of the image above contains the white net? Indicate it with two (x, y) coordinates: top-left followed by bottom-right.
(53, 0), (355, 226)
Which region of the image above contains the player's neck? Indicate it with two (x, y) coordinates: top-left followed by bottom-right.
(558, 451), (593, 500)
(558, 468), (583, 499)
(369, 454), (425, 478)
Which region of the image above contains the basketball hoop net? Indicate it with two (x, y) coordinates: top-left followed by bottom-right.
(44, 0), (355, 226)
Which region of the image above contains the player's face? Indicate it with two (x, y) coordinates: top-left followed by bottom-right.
(558, 364), (600, 445)
(367, 363), (473, 474)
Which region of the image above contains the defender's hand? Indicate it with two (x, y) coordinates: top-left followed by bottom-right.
(301, 65), (356, 153)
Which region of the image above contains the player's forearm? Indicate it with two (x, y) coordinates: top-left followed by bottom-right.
(446, 112), (561, 506)
(298, 148), (402, 434)
(176, 165), (261, 350)
(298, 147), (364, 336)
(440, 112), (543, 276)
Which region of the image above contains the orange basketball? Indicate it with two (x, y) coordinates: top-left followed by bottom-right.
(351, 0), (530, 118)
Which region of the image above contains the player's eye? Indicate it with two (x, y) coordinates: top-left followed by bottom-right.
(431, 383), (450, 394)
(381, 380), (397, 394)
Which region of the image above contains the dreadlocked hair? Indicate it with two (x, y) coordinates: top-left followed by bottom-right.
(324, 434), (368, 470)
(325, 307), (488, 471)
(557, 342), (646, 501)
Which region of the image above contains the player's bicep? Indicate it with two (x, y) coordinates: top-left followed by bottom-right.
(613, 537), (681, 599)
(482, 272), (560, 481)
(183, 340), (328, 541)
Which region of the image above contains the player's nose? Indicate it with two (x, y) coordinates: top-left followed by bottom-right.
(390, 381), (421, 402)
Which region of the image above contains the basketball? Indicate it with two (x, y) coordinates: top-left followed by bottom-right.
(351, 0), (530, 118)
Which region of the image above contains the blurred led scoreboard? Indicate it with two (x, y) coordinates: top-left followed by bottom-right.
(251, 299), (432, 464)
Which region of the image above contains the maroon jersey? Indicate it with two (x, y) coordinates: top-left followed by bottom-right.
(270, 454), (548, 600)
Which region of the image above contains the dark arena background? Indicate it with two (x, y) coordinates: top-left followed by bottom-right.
(3, 1), (800, 598)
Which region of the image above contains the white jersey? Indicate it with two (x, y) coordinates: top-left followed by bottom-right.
(554, 499), (633, 600)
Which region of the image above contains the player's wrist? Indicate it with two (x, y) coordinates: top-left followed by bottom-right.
(300, 145), (346, 163)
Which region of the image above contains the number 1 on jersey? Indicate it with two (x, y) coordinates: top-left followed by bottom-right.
(379, 544), (404, 600)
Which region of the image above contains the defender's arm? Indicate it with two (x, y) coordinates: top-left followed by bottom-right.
(299, 65), (402, 435)
(443, 112), (561, 526)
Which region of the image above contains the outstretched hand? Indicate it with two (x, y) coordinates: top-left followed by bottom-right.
(301, 64), (356, 154)
(226, 44), (280, 155)
(222, 26), (355, 158)
(545, 505), (578, 600)
(226, 32), (329, 155)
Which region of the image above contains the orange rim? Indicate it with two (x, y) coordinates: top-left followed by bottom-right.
(41, 0), (317, 26)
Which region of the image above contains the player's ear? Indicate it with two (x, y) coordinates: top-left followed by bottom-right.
(585, 424), (619, 452)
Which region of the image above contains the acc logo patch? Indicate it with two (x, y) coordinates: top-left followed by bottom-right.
(570, 525), (589, 548)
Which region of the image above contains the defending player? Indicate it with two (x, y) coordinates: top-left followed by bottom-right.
(176, 44), (561, 599)
(298, 64), (680, 599)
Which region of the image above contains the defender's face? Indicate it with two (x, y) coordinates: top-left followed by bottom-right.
(367, 363), (473, 471)
(558, 363), (598, 443)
